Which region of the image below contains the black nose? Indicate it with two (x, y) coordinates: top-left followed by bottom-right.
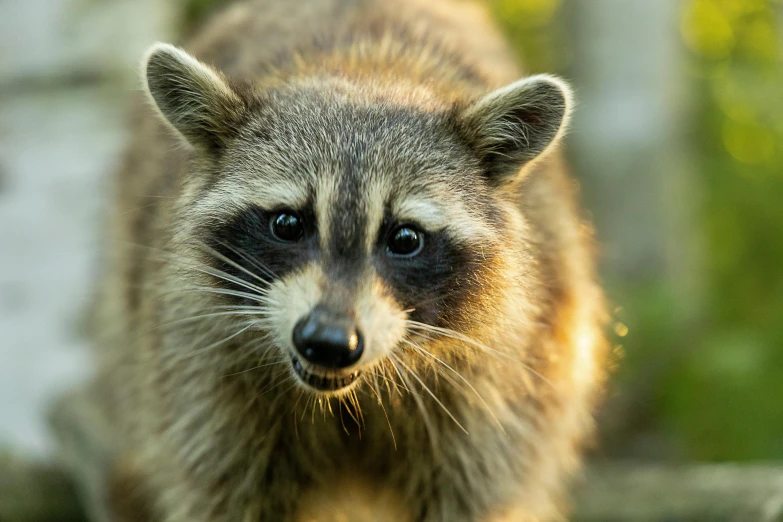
(292, 308), (364, 369)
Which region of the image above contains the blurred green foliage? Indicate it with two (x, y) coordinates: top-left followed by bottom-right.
(488, 0), (569, 72)
(182, 0), (783, 462)
(182, 0), (226, 35)
(667, 0), (783, 461)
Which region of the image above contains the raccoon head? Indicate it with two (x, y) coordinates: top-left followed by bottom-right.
(143, 43), (571, 396)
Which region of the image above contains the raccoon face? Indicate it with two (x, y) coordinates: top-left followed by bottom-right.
(143, 44), (571, 395)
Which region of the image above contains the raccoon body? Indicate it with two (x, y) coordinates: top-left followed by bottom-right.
(81, 0), (607, 520)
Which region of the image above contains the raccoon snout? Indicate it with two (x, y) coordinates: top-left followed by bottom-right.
(292, 307), (364, 369)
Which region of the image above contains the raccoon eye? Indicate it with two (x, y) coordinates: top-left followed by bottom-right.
(387, 226), (424, 257)
(270, 211), (304, 242)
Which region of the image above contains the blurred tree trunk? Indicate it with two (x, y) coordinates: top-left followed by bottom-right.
(566, 0), (697, 288)
(563, 0), (701, 456)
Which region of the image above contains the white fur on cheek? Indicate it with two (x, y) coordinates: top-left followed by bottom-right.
(354, 277), (407, 366)
(264, 264), (322, 356)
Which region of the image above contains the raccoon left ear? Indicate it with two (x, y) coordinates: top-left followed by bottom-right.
(143, 43), (247, 152)
(459, 75), (573, 181)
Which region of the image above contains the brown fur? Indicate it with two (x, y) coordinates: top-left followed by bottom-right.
(72, 0), (609, 521)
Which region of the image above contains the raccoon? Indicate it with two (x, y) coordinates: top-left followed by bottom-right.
(59, 0), (608, 520)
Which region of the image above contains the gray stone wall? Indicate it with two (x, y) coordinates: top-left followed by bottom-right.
(0, 0), (176, 456)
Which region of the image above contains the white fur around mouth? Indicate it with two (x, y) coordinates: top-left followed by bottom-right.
(291, 356), (361, 391)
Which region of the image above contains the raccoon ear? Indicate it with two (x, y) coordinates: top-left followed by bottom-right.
(460, 75), (573, 181)
(143, 43), (246, 152)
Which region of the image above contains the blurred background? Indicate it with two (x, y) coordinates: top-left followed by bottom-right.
(1, 0), (782, 519)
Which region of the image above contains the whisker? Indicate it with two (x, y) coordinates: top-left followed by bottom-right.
(166, 323), (254, 363)
(223, 356), (287, 377)
(369, 382), (397, 450)
(405, 320), (556, 391)
(391, 353), (468, 435)
(211, 304), (277, 312)
(122, 242), (270, 298)
(388, 356), (441, 459)
(174, 286), (275, 304)
(401, 338), (503, 431)
(155, 310), (269, 331)
(292, 390), (305, 440)
(196, 242), (276, 287)
(253, 368), (294, 400)
(338, 398), (350, 435)
(209, 239), (278, 281)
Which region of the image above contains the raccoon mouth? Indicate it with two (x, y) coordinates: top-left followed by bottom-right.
(291, 356), (361, 392)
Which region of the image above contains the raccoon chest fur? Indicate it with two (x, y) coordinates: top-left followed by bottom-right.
(78, 0), (609, 521)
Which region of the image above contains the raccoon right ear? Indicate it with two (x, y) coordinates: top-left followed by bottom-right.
(459, 75), (573, 182)
(143, 43), (247, 152)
